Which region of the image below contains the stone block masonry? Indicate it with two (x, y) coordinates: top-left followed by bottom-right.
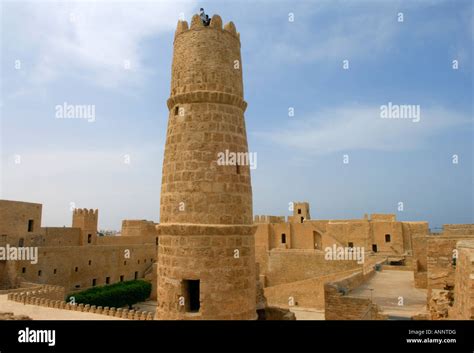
(156, 13), (257, 320)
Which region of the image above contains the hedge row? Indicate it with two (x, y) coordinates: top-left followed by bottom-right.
(67, 280), (151, 308)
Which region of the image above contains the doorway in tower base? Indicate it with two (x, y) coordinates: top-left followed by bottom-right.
(182, 279), (200, 313)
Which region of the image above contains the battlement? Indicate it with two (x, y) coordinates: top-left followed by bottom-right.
(370, 214), (396, 222)
(73, 208), (98, 216)
(175, 14), (240, 41)
(254, 215), (286, 224)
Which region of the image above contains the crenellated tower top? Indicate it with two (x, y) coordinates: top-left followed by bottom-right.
(167, 13), (246, 114)
(73, 208), (98, 216)
(174, 14), (240, 41)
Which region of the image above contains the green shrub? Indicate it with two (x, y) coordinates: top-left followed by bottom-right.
(67, 280), (151, 308)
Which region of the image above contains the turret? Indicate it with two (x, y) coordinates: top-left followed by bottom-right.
(72, 208), (98, 245)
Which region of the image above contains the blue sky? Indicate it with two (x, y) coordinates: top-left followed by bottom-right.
(1, 0), (472, 230)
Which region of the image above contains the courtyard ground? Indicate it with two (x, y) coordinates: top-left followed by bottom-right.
(349, 269), (428, 318)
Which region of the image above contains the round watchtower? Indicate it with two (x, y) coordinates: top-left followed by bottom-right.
(156, 13), (257, 320)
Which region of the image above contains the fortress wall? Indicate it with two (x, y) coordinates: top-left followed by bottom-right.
(452, 241), (474, 319)
(412, 235), (428, 288)
(427, 237), (459, 295)
(254, 215), (285, 224)
(40, 228), (82, 246)
(254, 224), (271, 278)
(255, 223), (271, 248)
(253, 209), (416, 258)
(326, 221), (371, 250)
(8, 289), (155, 320)
(0, 200), (42, 241)
(324, 262), (384, 320)
(269, 223), (292, 249)
(402, 222), (429, 253)
(0, 228), (82, 248)
(370, 214), (396, 222)
(290, 223), (322, 250)
(442, 224), (474, 235)
(426, 235), (474, 301)
(263, 249), (360, 287)
(371, 221), (404, 254)
(264, 267), (362, 309)
(97, 234), (157, 246)
(121, 220), (158, 237)
(15, 244), (156, 292)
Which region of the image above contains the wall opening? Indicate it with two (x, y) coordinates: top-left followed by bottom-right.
(27, 220), (34, 232)
(300, 217), (304, 223)
(88, 260), (92, 266)
(281, 233), (286, 244)
(134, 271), (138, 280)
(313, 231), (322, 249)
(53, 269), (57, 274)
(183, 279), (200, 313)
(38, 270), (42, 276)
(120, 275), (124, 282)
(92, 279), (97, 286)
(174, 106), (179, 116)
(236, 164), (240, 174)
(385, 234), (391, 243)
(348, 242), (354, 248)
(75, 267), (79, 272)
(298, 209), (301, 214)
(87, 234), (92, 244)
(18, 238), (24, 247)
(22, 267), (26, 274)
(372, 244), (378, 252)
(106, 277), (110, 284)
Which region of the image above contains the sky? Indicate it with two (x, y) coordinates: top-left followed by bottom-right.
(0, 0), (472, 231)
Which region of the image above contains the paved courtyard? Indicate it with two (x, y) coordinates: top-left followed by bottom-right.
(349, 270), (428, 318)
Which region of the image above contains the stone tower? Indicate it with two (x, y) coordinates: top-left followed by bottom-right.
(289, 202), (311, 223)
(156, 13), (257, 320)
(72, 208), (98, 246)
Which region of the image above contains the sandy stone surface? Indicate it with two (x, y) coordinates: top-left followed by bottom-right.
(0, 295), (123, 320)
(349, 270), (428, 318)
(290, 307), (325, 320)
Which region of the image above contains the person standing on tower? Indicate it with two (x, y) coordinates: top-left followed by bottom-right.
(199, 8), (211, 26)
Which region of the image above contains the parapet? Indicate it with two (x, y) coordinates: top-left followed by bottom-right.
(254, 215), (286, 224)
(441, 224), (474, 235)
(370, 214), (396, 222)
(73, 208), (98, 216)
(174, 14), (240, 41)
(121, 220), (157, 237)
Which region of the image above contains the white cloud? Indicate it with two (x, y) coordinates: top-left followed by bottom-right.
(3, 0), (197, 88)
(245, 0), (467, 65)
(273, 13), (398, 63)
(255, 105), (470, 154)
